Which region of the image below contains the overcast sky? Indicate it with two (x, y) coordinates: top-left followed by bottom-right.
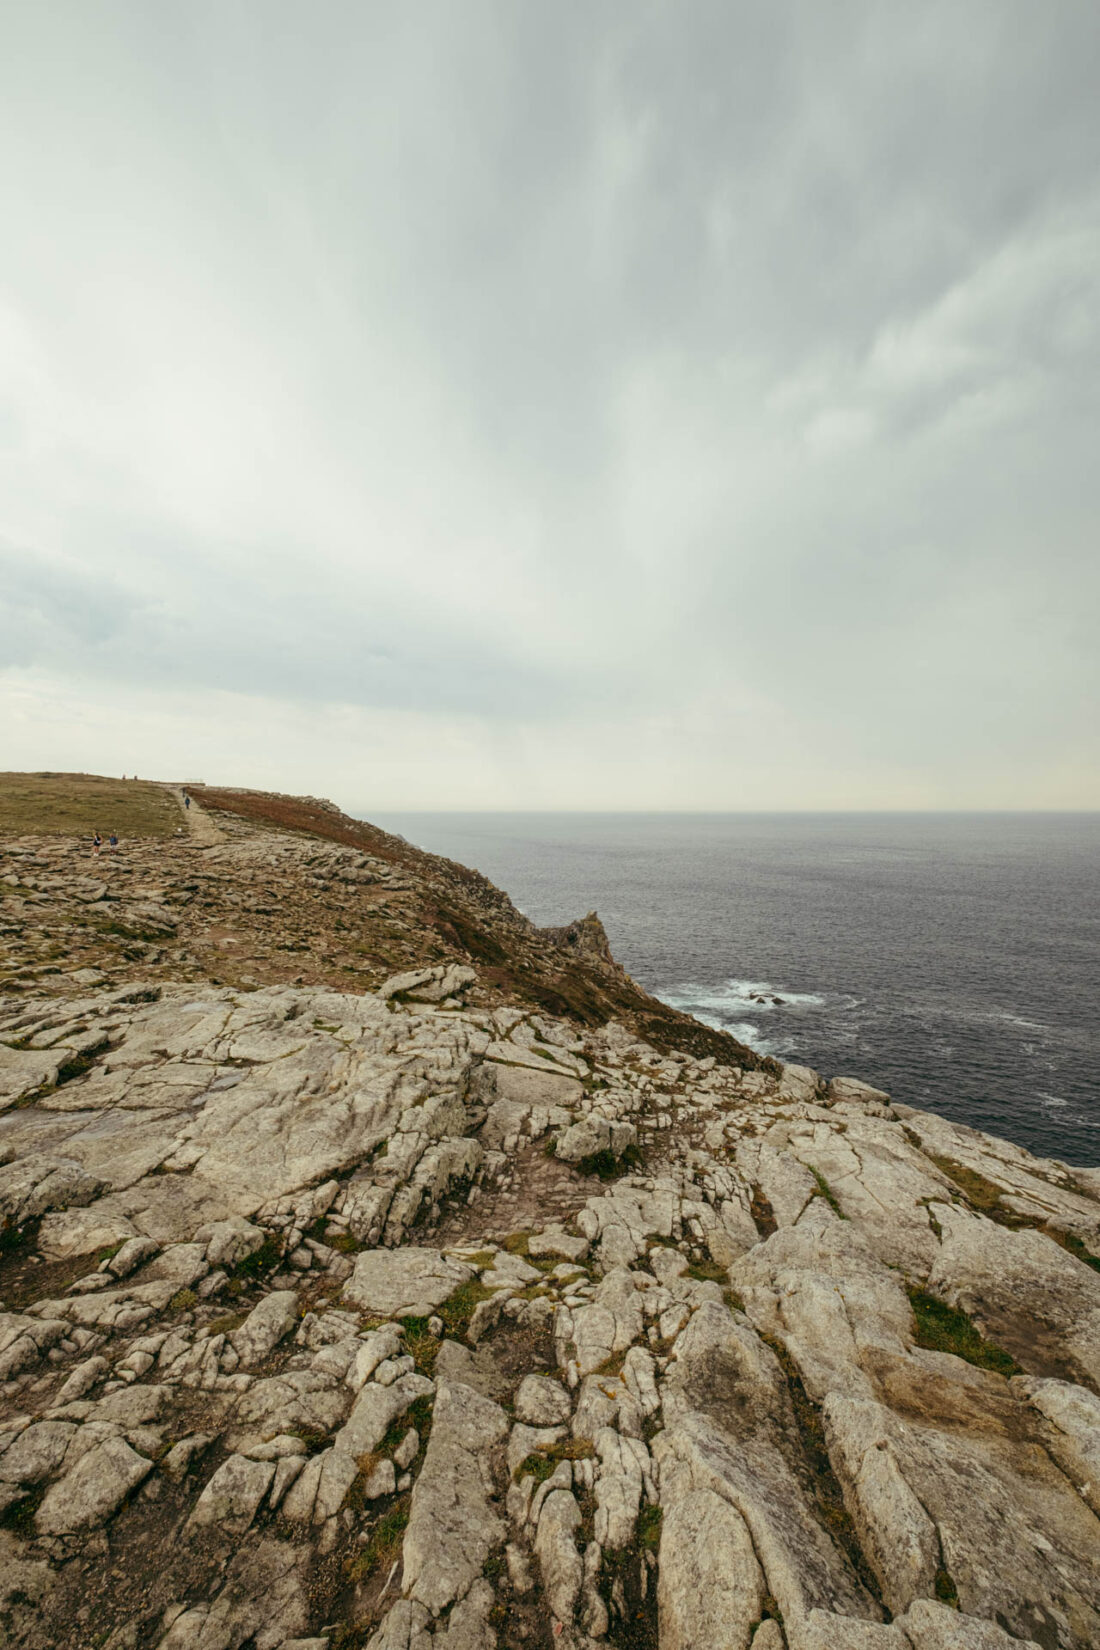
(1, 2), (1098, 810)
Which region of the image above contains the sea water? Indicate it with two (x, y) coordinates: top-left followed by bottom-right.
(367, 812), (1100, 1166)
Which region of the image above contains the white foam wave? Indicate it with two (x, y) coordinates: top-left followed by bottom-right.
(658, 976), (827, 1018)
(687, 1011), (791, 1056)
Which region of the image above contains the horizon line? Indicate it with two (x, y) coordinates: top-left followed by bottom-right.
(355, 806), (1100, 817)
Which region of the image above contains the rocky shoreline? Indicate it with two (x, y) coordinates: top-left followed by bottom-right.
(1, 786), (1098, 1649)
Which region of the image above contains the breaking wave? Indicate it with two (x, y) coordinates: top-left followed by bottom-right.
(655, 976), (835, 1057)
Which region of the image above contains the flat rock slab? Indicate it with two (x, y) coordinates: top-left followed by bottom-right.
(402, 1379), (508, 1614)
(342, 1247), (474, 1318)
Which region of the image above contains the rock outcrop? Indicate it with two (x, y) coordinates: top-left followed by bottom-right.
(0, 781), (1098, 1649)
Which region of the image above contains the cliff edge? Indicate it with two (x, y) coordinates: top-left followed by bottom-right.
(1, 776), (1098, 1650)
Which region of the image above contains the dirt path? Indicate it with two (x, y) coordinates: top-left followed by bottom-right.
(168, 785), (224, 847)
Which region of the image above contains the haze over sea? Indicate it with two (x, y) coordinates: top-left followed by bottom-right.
(370, 812), (1100, 1166)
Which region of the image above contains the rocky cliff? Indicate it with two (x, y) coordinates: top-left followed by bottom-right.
(1, 782), (1098, 1650)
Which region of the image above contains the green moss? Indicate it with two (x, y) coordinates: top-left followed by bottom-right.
(934, 1567), (960, 1607)
(637, 1503), (663, 1551)
(167, 1288), (198, 1313)
(907, 1288), (1020, 1376)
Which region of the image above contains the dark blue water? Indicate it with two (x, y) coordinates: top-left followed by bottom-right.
(368, 813), (1100, 1166)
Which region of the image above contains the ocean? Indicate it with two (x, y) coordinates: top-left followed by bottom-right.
(368, 812), (1100, 1167)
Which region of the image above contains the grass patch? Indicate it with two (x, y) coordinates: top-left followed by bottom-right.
(1054, 1231), (1100, 1273)
(637, 1503), (663, 1552)
(399, 1316), (440, 1376)
(0, 772), (179, 838)
(927, 1157), (1100, 1270)
(378, 1394), (432, 1459)
(927, 1153), (1008, 1214)
(723, 1287), (746, 1313)
(501, 1231), (532, 1257)
(347, 1496), (410, 1580)
(808, 1166), (846, 1219)
(437, 1278), (498, 1340)
(205, 1309), (249, 1337)
(759, 1331), (885, 1611)
(461, 1249), (498, 1268)
(907, 1287), (1020, 1376)
(514, 1436), (596, 1482)
(232, 1232), (283, 1280)
(167, 1289), (198, 1313)
(294, 1427), (335, 1455)
(686, 1258), (728, 1283)
(934, 1566), (960, 1608)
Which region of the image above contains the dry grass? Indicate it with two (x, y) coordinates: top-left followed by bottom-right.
(0, 773), (178, 839)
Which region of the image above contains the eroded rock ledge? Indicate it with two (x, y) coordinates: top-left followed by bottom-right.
(2, 817), (1099, 1650)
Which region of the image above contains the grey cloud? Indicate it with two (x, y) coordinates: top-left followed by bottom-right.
(0, 1), (1097, 802)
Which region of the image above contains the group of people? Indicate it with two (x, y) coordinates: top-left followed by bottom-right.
(91, 830), (119, 856)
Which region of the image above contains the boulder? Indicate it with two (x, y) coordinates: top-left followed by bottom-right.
(36, 1436), (152, 1534)
(343, 1247), (474, 1318)
(555, 1114), (637, 1165)
(231, 1290), (299, 1367)
(188, 1454), (275, 1536)
(514, 1375), (572, 1427)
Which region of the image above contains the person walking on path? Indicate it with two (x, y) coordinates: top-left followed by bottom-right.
(92, 831), (102, 856)
(184, 793), (191, 810)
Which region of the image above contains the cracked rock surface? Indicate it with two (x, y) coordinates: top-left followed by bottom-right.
(1, 782), (1098, 1650)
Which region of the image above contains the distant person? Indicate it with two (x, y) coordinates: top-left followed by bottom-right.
(184, 793), (191, 810)
(92, 831), (102, 856)
(109, 831), (118, 850)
